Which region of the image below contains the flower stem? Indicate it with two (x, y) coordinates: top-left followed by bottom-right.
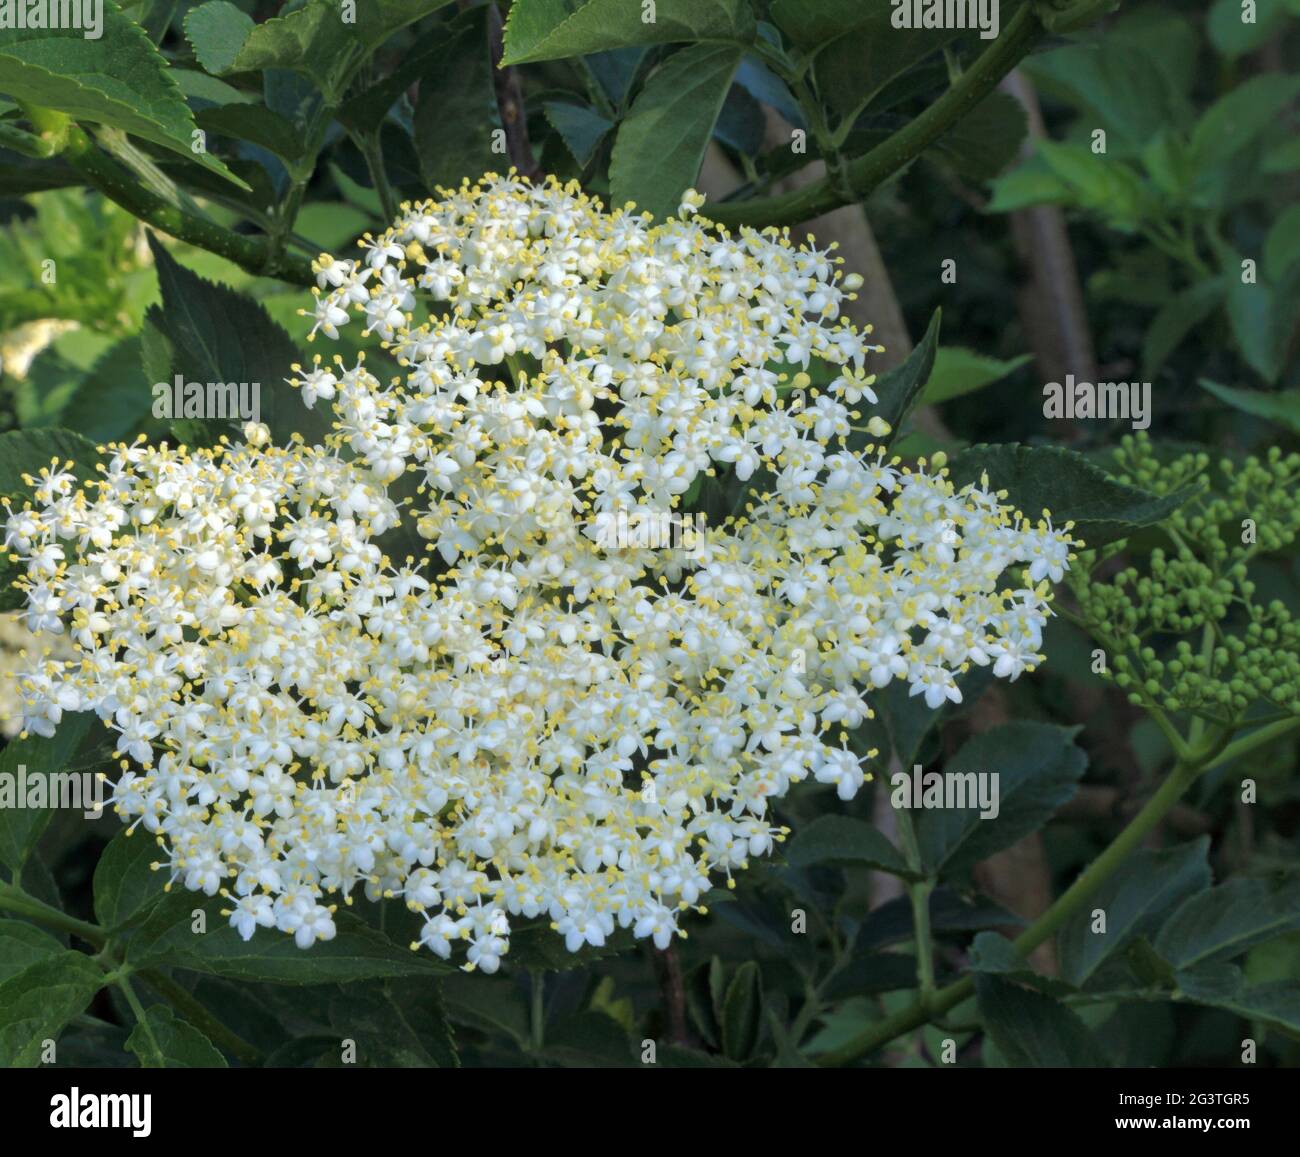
(708, 5), (1045, 229)
(817, 756), (1206, 1066)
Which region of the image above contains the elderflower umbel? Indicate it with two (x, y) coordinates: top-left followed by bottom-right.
(4, 174), (1074, 970)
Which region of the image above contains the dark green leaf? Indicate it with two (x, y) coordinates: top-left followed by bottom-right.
(127, 893), (453, 982)
(975, 974), (1110, 1066)
(968, 931), (1075, 997)
(721, 960), (761, 1061)
(946, 443), (1199, 548)
(609, 43), (741, 222)
(1154, 875), (1300, 971)
(93, 830), (168, 933)
(502, 0), (754, 65)
(1141, 279), (1224, 380)
(855, 307), (940, 444)
(126, 1003), (227, 1067)
(543, 101), (612, 168)
(0, 919), (63, 983)
(0, 712), (98, 876)
(1058, 838), (1211, 989)
(783, 814), (913, 877)
(0, 950), (105, 1065)
(914, 722), (1087, 878)
(412, 7), (501, 193)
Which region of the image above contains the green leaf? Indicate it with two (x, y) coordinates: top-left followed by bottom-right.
(1154, 875), (1300, 972)
(1265, 203), (1300, 284)
(1199, 379), (1300, 434)
(126, 1003), (227, 1067)
(856, 307), (940, 443)
(1177, 967), (1300, 1038)
(813, 10), (963, 123)
(720, 960), (761, 1061)
(769, 0), (870, 45)
(324, 980), (458, 1066)
(196, 103), (305, 163)
(57, 336), (162, 444)
(0, 426), (100, 492)
(127, 894), (454, 983)
(609, 43), (741, 221)
(183, 0), (254, 75)
(0, 919), (64, 983)
(412, 7), (500, 194)
(783, 815), (913, 877)
(1191, 74), (1300, 171)
(915, 722), (1087, 878)
(975, 974), (1110, 1066)
(543, 101), (613, 168)
(1141, 278), (1224, 380)
(0, 3), (245, 187)
(440, 972), (529, 1047)
(0, 712), (98, 876)
(920, 347), (1030, 406)
(1225, 277), (1292, 383)
(0, 950), (105, 1065)
(930, 91), (1027, 181)
(185, 0), (458, 96)
(502, 0), (754, 65)
(1035, 140), (1150, 230)
(144, 235), (324, 446)
(985, 157), (1070, 213)
(1208, 0), (1289, 57)
(968, 931), (1075, 997)
(93, 831), (168, 933)
(946, 443), (1199, 548)
(1058, 839), (1211, 989)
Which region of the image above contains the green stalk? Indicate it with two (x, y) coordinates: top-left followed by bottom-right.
(709, 5), (1045, 229)
(57, 124), (314, 284)
(817, 758), (1206, 1066)
(0, 882), (107, 947)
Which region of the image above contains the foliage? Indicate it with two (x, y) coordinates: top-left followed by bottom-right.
(0, 0), (1294, 1071)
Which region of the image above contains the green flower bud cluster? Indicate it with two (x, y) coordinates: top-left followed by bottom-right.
(1068, 433), (1300, 726)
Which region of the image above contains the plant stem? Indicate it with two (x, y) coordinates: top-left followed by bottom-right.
(708, 5), (1045, 229)
(0, 882), (107, 947)
(817, 757), (1206, 1066)
(893, 799), (936, 1001)
(356, 131), (400, 222)
(115, 971), (164, 1066)
(529, 971), (545, 1054)
(57, 124), (314, 284)
(138, 967), (264, 1066)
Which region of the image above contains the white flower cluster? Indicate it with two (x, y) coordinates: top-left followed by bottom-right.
(5, 174), (1073, 969)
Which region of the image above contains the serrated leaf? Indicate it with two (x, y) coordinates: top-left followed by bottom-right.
(783, 815), (913, 877)
(1191, 74), (1300, 171)
(543, 101), (612, 168)
(975, 974), (1110, 1067)
(502, 0), (753, 65)
(440, 972), (529, 1047)
(610, 43), (741, 222)
(1058, 839), (1211, 989)
(946, 442), (1199, 548)
(0, 919), (63, 983)
(126, 1003), (226, 1067)
(858, 888), (1025, 953)
(1177, 967), (1300, 1037)
(0, 950), (104, 1065)
(1154, 875), (1300, 972)
(412, 7), (500, 194)
(185, 0), (458, 96)
(127, 893), (453, 982)
(930, 90), (1027, 181)
(968, 932), (1076, 997)
(93, 830), (168, 932)
(915, 722), (1087, 878)
(0, 426), (101, 492)
(144, 234), (324, 445)
(0, 3), (245, 187)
